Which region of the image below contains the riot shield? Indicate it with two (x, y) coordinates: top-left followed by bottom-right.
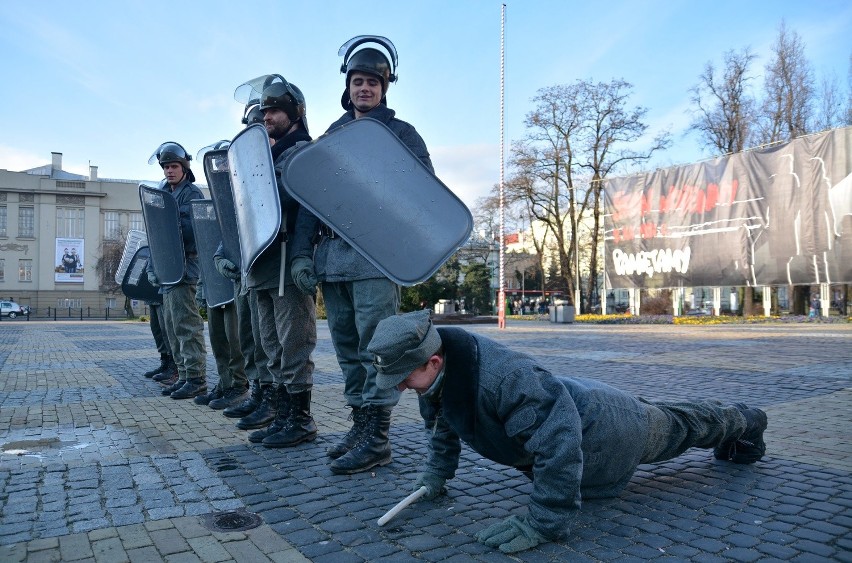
(190, 200), (234, 308)
(203, 149), (241, 268)
(114, 229), (148, 285)
(139, 184), (185, 285)
(227, 123), (281, 278)
(121, 246), (161, 303)
(280, 118), (473, 286)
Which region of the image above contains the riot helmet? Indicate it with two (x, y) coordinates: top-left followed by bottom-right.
(242, 102), (264, 126)
(196, 140), (231, 163)
(235, 74), (308, 133)
(148, 141), (195, 183)
(338, 35), (398, 110)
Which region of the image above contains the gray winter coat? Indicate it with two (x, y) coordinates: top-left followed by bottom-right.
(291, 104), (433, 282)
(243, 129), (313, 291)
(419, 327), (650, 540)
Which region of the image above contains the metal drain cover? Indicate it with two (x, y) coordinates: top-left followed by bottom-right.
(200, 510), (263, 532)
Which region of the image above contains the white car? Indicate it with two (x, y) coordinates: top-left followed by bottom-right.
(0, 300), (24, 318)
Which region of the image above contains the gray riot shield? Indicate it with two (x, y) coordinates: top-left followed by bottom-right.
(280, 118), (473, 285)
(139, 184), (185, 285)
(121, 246), (162, 303)
(203, 149), (241, 268)
(190, 200), (234, 308)
(227, 123), (281, 278)
(114, 229), (148, 285)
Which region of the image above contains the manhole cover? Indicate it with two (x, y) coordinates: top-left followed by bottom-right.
(200, 510), (263, 532)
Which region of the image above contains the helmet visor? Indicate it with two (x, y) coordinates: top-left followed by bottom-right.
(234, 74), (299, 104)
(339, 35), (398, 73)
(196, 140), (230, 162)
(148, 142), (191, 165)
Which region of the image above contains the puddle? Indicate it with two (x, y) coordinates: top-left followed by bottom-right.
(1, 437), (93, 460)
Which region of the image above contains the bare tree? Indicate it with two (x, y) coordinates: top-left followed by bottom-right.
(847, 53), (852, 125)
(504, 80), (666, 311)
(814, 71), (843, 132)
(688, 47), (758, 314)
(757, 20), (815, 143)
(689, 48), (758, 154)
(575, 79), (670, 310)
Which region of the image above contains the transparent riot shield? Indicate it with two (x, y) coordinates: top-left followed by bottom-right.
(227, 123), (281, 278)
(190, 200), (234, 308)
(139, 184), (185, 285)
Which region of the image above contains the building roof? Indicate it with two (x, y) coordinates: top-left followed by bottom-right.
(21, 164), (89, 181)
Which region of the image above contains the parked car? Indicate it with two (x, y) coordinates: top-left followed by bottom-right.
(0, 301), (24, 318)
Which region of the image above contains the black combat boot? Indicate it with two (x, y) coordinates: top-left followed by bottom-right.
(223, 380), (262, 419)
(171, 378), (208, 400)
(249, 387), (291, 443)
(329, 405), (392, 474)
(263, 390), (318, 448)
(161, 379), (185, 396)
(714, 403), (768, 464)
(153, 357), (178, 382)
(194, 383), (223, 405)
(209, 386), (250, 410)
(236, 384), (278, 430)
(326, 406), (367, 459)
(143, 353), (170, 378)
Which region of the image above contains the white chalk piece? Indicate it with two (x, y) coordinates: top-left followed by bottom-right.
(377, 486), (428, 526)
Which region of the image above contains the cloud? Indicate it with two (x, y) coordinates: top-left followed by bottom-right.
(0, 146), (48, 172)
(430, 143), (500, 209)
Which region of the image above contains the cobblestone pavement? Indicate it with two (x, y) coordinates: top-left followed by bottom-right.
(0, 319), (849, 562)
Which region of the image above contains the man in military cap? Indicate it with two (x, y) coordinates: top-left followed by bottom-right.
(291, 35), (433, 475)
(368, 310), (769, 554)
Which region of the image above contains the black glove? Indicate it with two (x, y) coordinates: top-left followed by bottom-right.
(414, 472), (446, 501)
(291, 256), (318, 295)
(214, 255), (241, 280)
(146, 268), (159, 287)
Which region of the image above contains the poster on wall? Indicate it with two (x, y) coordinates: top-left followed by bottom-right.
(603, 126), (852, 289)
(55, 238), (85, 283)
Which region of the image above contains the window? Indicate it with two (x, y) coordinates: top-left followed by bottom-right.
(18, 259), (32, 282)
(106, 297), (116, 309)
(57, 298), (81, 308)
(104, 211), (120, 240)
(0, 259), (4, 281)
(18, 207), (34, 238)
(0, 205), (6, 236)
(56, 208), (85, 238)
(129, 212), (144, 232)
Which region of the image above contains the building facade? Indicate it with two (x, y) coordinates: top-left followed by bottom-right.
(0, 152), (203, 316)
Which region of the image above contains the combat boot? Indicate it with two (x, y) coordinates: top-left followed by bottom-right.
(153, 357), (178, 382)
(249, 387), (291, 443)
(143, 353), (170, 378)
(326, 406), (367, 459)
(714, 403), (768, 464)
(194, 384), (223, 406)
(329, 405), (392, 474)
(209, 386), (250, 410)
(171, 378), (207, 400)
(223, 380), (262, 419)
(263, 390), (318, 448)
(161, 379), (184, 396)
(236, 384), (278, 430)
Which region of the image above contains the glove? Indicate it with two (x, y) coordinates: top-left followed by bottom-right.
(291, 256), (318, 295)
(214, 255), (241, 280)
(414, 472), (446, 501)
(146, 268), (159, 287)
(475, 515), (547, 554)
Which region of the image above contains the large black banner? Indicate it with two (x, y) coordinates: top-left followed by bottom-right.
(604, 126), (852, 289)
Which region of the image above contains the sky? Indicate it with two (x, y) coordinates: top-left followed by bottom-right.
(1, 1), (850, 211)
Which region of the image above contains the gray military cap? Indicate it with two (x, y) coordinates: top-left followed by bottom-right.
(369, 310), (442, 389)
